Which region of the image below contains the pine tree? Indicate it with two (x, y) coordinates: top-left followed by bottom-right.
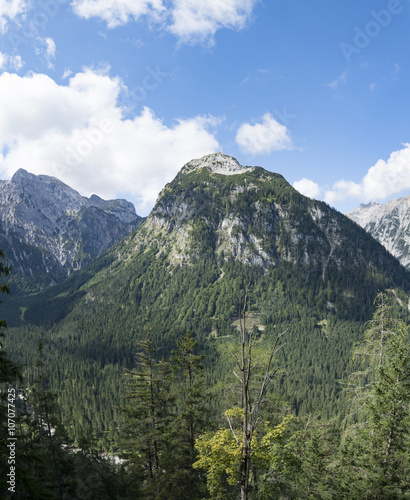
(120, 332), (210, 499)
(119, 335), (173, 498)
(339, 293), (410, 498)
(164, 332), (210, 499)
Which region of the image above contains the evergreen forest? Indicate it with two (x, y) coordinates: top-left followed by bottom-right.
(2, 165), (410, 498)
(2, 253), (410, 498)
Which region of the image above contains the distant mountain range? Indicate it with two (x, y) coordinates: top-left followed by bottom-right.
(4, 153), (409, 444)
(347, 195), (410, 269)
(0, 169), (142, 293)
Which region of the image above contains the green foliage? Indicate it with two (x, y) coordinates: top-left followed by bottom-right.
(194, 410), (293, 499)
(2, 166), (410, 497)
(338, 294), (410, 499)
(119, 332), (210, 499)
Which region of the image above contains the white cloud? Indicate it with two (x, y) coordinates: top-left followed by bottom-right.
(0, 69), (221, 214)
(324, 144), (410, 205)
(35, 37), (56, 68)
(71, 0), (165, 28)
(62, 69), (73, 79)
(0, 0), (28, 33)
(70, 0), (258, 45)
(0, 51), (23, 70)
(293, 178), (320, 199)
(169, 0), (258, 46)
(327, 69), (348, 90)
(45, 38), (56, 59)
(235, 113), (293, 154)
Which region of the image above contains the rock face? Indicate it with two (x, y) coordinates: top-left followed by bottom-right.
(347, 195), (410, 269)
(121, 153), (400, 284)
(181, 152), (255, 176)
(0, 169), (142, 292)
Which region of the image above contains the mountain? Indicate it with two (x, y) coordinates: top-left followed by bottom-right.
(347, 195), (410, 269)
(0, 169), (142, 292)
(5, 153), (410, 445)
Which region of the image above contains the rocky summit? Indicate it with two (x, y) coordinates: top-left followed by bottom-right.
(181, 152), (255, 176)
(0, 169), (142, 292)
(347, 195), (410, 269)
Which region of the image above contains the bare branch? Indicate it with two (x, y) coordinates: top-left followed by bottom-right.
(233, 353), (242, 371)
(225, 411), (240, 445)
(250, 331), (288, 421)
(233, 370), (243, 384)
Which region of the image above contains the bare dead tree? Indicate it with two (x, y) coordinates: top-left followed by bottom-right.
(230, 284), (286, 500)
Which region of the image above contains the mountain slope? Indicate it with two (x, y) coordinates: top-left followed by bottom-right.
(0, 169), (142, 292)
(5, 153), (410, 444)
(347, 195), (410, 269)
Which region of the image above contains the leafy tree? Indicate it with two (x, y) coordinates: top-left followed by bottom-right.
(194, 408), (292, 499)
(194, 286), (289, 499)
(235, 285), (287, 499)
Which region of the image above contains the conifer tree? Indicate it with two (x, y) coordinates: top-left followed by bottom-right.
(339, 293), (410, 498)
(120, 335), (173, 498)
(165, 332), (209, 499)
(120, 332), (210, 499)
(30, 341), (65, 498)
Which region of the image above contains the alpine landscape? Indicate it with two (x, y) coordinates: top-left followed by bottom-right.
(2, 153), (410, 498)
(2, 1), (410, 499)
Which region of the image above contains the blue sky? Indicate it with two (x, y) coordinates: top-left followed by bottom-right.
(0, 0), (409, 215)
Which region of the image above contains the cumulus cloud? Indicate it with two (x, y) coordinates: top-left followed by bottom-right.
(235, 113), (294, 154)
(169, 0), (258, 46)
(0, 69), (221, 214)
(0, 0), (28, 33)
(71, 0), (166, 28)
(293, 178), (320, 199)
(70, 0), (258, 45)
(324, 144), (410, 205)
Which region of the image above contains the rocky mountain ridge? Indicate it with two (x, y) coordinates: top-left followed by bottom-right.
(347, 195), (410, 269)
(5, 153), (410, 445)
(0, 169), (142, 292)
(131, 153), (380, 276)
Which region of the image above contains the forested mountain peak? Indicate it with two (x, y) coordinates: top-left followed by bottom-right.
(124, 154), (403, 277)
